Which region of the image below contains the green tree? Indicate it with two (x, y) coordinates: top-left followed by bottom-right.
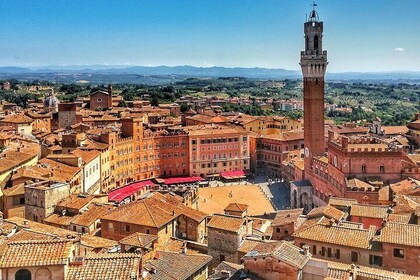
(151, 95), (159, 106)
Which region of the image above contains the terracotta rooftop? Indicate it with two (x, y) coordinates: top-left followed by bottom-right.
(79, 235), (118, 250)
(36, 158), (81, 183)
(328, 197), (358, 208)
(237, 239), (269, 254)
(390, 178), (420, 196)
(183, 124), (245, 136)
(119, 232), (158, 249)
(307, 205), (347, 221)
(209, 261), (258, 280)
(294, 159), (305, 171)
(243, 241), (310, 269)
(71, 149), (100, 164)
(347, 178), (376, 191)
(143, 251), (212, 280)
(44, 213), (78, 227)
(0, 132), (12, 140)
(381, 125), (409, 135)
(224, 203), (249, 213)
(7, 228), (60, 242)
(0, 113), (33, 124)
(56, 194), (96, 212)
(2, 183), (25, 197)
(350, 204), (389, 219)
(207, 214), (245, 233)
(66, 253), (141, 280)
(101, 192), (205, 228)
(101, 199), (175, 228)
(5, 216), (79, 239)
(315, 258), (420, 280)
(387, 213), (411, 224)
(0, 240), (73, 268)
(10, 165), (48, 183)
(0, 149), (38, 174)
(272, 208), (304, 227)
(376, 222), (420, 247)
(0, 220), (18, 236)
(71, 203), (114, 227)
(263, 131), (304, 142)
(293, 221), (375, 249)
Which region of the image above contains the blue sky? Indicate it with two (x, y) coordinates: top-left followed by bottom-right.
(0, 0), (419, 72)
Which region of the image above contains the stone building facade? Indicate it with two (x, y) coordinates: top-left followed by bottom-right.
(24, 181), (70, 222)
(207, 214), (252, 266)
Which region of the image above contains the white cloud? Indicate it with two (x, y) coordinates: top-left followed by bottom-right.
(394, 47), (405, 52)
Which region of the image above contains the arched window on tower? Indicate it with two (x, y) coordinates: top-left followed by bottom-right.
(305, 36), (309, 51)
(314, 35), (319, 54)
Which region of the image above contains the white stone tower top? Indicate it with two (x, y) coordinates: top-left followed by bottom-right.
(300, 3), (328, 78)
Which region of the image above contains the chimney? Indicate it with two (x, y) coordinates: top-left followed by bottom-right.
(62, 209), (67, 216)
(220, 270), (231, 278)
(302, 245), (310, 256)
(328, 130), (335, 141)
(108, 84), (112, 95)
(328, 218), (336, 227)
(23, 220), (29, 226)
(181, 242), (187, 254)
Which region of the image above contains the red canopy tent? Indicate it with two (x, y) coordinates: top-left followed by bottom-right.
(220, 170), (248, 179)
(163, 176), (203, 185)
(108, 180), (156, 203)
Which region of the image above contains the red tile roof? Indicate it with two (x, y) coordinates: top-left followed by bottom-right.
(66, 253), (141, 280)
(0, 240), (73, 268)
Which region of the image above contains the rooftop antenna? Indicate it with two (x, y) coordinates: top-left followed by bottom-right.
(312, 1), (318, 11)
(308, 1), (319, 22)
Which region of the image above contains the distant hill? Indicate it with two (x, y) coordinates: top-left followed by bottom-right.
(0, 65), (419, 83)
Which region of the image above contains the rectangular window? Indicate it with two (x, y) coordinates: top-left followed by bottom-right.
(393, 248), (405, 258)
(380, 166), (385, 173)
(351, 252), (358, 263)
(327, 248), (332, 258)
(362, 165), (366, 173)
(369, 255), (383, 266)
(321, 247), (326, 256)
(336, 249), (340, 259)
(312, 245), (317, 256)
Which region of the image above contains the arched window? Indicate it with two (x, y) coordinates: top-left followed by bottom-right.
(15, 269), (31, 280)
(35, 267), (52, 280)
(314, 35), (319, 53)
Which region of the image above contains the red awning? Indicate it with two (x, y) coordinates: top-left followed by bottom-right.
(163, 176), (203, 185)
(108, 180), (156, 203)
(220, 170), (248, 179)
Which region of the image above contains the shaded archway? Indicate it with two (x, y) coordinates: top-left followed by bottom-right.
(15, 269), (31, 280)
(292, 189), (297, 208)
(300, 192), (309, 209)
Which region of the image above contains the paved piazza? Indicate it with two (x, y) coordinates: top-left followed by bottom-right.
(197, 184), (275, 215)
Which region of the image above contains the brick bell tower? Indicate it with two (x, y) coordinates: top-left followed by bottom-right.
(300, 5), (328, 176)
